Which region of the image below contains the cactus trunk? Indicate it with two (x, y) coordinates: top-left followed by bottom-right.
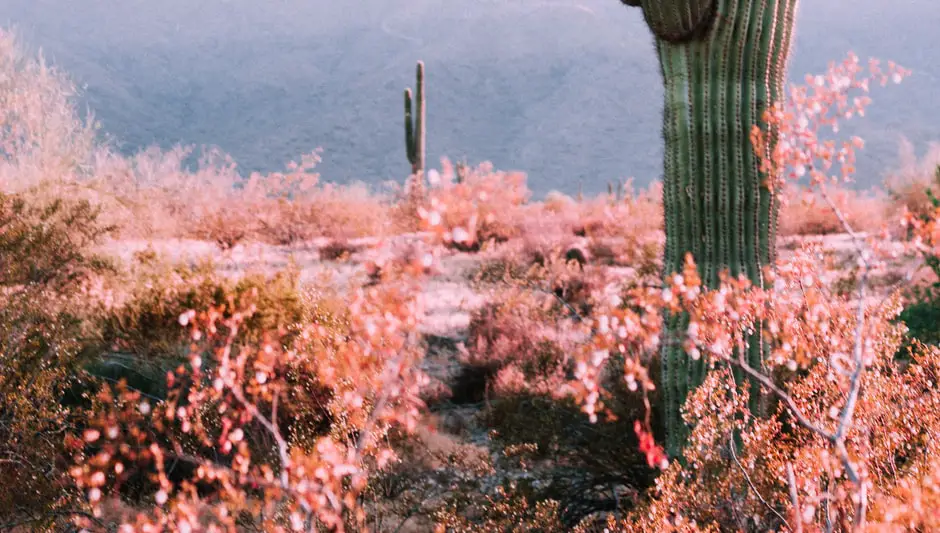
(404, 61), (426, 181)
(639, 0), (799, 456)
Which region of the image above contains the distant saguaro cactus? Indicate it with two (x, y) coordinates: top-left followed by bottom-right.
(617, 0), (800, 456)
(404, 61), (426, 182)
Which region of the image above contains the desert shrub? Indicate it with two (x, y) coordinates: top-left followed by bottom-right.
(352, 422), (496, 532)
(0, 191), (114, 525)
(418, 356), (658, 530)
(266, 181), (395, 244)
(88, 260), (316, 404)
(418, 160), (531, 251)
(0, 27), (396, 246)
(0, 193), (115, 288)
(446, 266), (659, 526)
(431, 486), (564, 533)
(483, 388), (658, 526)
(70, 252), (432, 531)
(571, 182), (664, 270)
(885, 138), (940, 220)
(99, 261), (308, 357)
(471, 252), (541, 285)
(446, 289), (567, 406)
(78, 268), (342, 506)
(591, 314), (940, 532)
(0, 29), (98, 192)
(868, 455), (940, 530)
(777, 183), (889, 236)
(472, 241), (628, 321)
(896, 184), (940, 346)
(461, 289), (572, 384)
(501, 184), (664, 272)
(117, 148), (395, 246)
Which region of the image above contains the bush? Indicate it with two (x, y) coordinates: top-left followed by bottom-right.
(897, 183), (940, 346)
(88, 259), (318, 402)
(483, 388), (658, 526)
(446, 275), (658, 526)
(418, 160), (531, 251)
(777, 183), (889, 236)
(570, 183), (664, 270)
(885, 139), (940, 220)
(0, 192), (114, 524)
(0, 29), (98, 192)
(70, 252), (430, 531)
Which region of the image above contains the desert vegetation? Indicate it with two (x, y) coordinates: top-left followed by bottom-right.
(1, 2), (940, 531)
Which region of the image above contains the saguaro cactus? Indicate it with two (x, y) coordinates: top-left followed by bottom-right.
(404, 61), (426, 180)
(618, 0), (800, 455)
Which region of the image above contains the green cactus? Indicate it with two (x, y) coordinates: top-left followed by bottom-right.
(404, 61), (426, 180)
(618, 0), (799, 456)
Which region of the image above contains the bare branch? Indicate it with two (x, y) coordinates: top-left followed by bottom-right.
(730, 353), (834, 441)
(787, 463), (803, 533)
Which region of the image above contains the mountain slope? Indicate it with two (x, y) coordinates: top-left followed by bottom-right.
(1, 0), (937, 195)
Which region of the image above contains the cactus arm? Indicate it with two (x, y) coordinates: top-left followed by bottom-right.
(632, 0), (719, 42)
(405, 88), (416, 169)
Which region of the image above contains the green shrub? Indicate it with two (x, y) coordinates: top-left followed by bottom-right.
(0, 192), (113, 524)
(899, 182), (940, 347)
(88, 258), (331, 403)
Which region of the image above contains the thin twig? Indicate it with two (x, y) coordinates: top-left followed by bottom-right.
(727, 432), (792, 531)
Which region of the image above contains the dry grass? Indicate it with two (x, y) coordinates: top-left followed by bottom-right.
(58, 145), (399, 246)
(884, 136), (940, 219)
(777, 183), (889, 236)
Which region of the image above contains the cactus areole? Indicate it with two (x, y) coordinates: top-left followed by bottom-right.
(619, 0), (800, 455)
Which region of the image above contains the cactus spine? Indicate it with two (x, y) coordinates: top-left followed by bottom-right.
(620, 0), (800, 456)
(404, 61), (426, 182)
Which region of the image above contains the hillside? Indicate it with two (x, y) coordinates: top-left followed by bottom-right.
(1, 0), (938, 195)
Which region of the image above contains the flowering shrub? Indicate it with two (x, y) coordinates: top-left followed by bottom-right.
(555, 53), (932, 531)
(417, 159), (531, 251)
(71, 254), (432, 532)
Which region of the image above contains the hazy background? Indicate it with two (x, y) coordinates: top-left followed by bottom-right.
(1, 0), (937, 196)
